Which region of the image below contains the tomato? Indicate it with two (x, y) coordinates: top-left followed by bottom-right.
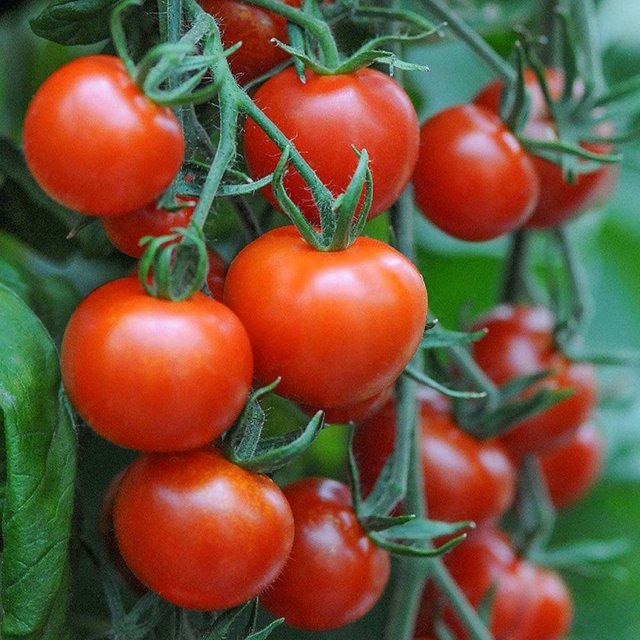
(417, 525), (573, 640)
(260, 477), (390, 630)
(223, 226), (427, 408)
(470, 304), (597, 458)
(302, 385), (394, 425)
(411, 104), (539, 242)
(101, 198), (197, 258)
(242, 67), (420, 224)
(61, 277), (252, 451)
(199, 0), (300, 82)
(540, 420), (604, 509)
(352, 388), (516, 525)
(23, 55), (184, 216)
(113, 447), (294, 610)
(473, 70), (618, 228)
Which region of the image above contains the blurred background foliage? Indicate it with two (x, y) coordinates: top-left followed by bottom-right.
(1, 0), (639, 638)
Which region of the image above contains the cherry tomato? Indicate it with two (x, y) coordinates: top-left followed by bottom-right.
(223, 226), (427, 408)
(113, 448), (294, 610)
(411, 104), (539, 242)
(540, 420), (604, 509)
(470, 304), (597, 458)
(352, 388), (516, 525)
(242, 67), (420, 224)
(260, 477), (390, 630)
(23, 55), (184, 216)
(61, 277), (252, 451)
(417, 525), (573, 640)
(473, 69), (618, 228)
(199, 0), (300, 82)
(302, 385), (394, 425)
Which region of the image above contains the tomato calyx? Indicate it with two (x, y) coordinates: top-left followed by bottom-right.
(221, 379), (326, 474)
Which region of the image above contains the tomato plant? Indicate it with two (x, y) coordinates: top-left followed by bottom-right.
(113, 447), (294, 610)
(61, 277), (253, 451)
(223, 225), (427, 408)
(199, 0), (300, 82)
(411, 104), (540, 241)
(260, 477), (390, 630)
(470, 304), (597, 458)
(22, 55), (185, 216)
(353, 388), (516, 525)
(242, 67), (420, 224)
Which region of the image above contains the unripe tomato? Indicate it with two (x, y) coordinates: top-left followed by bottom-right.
(223, 226), (427, 408)
(61, 277), (252, 451)
(260, 477), (390, 630)
(412, 104), (540, 242)
(113, 448), (294, 610)
(23, 55), (184, 216)
(353, 388), (516, 525)
(243, 67), (420, 224)
(471, 304), (597, 458)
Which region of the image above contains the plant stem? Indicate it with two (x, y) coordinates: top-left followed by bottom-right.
(500, 228), (530, 304)
(420, 0), (516, 84)
(571, 0), (606, 99)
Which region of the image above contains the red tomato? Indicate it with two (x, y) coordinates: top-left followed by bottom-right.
(113, 448), (294, 610)
(102, 198), (197, 258)
(61, 277), (252, 451)
(302, 385), (394, 425)
(352, 388), (516, 525)
(470, 304), (597, 458)
(260, 477), (390, 630)
(242, 67), (420, 224)
(473, 70), (618, 227)
(540, 420), (604, 508)
(412, 104), (539, 241)
(223, 226), (427, 408)
(417, 526), (573, 640)
(199, 0), (300, 82)
(23, 55), (184, 216)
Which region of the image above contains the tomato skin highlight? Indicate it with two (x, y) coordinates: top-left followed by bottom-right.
(471, 304), (597, 458)
(540, 420), (604, 509)
(199, 0), (300, 82)
(412, 104), (540, 242)
(353, 388), (516, 525)
(113, 448), (294, 610)
(260, 477), (390, 630)
(223, 226), (428, 408)
(23, 55), (184, 216)
(61, 277), (253, 451)
(242, 67), (420, 224)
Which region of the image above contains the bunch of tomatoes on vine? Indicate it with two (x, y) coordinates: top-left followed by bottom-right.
(4, 0), (640, 638)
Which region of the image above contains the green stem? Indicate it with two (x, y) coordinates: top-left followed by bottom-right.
(571, 0), (606, 99)
(243, 0), (341, 67)
(420, 0), (516, 84)
(500, 228), (530, 304)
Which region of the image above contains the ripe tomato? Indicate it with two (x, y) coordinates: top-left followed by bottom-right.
(23, 55), (184, 216)
(417, 525), (573, 640)
(61, 277), (252, 451)
(102, 198), (197, 258)
(470, 304), (597, 458)
(540, 420), (604, 509)
(352, 388), (516, 525)
(473, 69), (618, 228)
(302, 385), (394, 425)
(223, 226), (427, 408)
(199, 0), (300, 82)
(260, 477), (390, 630)
(411, 104), (539, 242)
(113, 448), (294, 610)
(242, 67), (420, 224)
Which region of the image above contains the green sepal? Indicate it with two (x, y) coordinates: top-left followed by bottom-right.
(421, 325), (488, 349)
(404, 366), (487, 400)
(369, 526), (468, 558)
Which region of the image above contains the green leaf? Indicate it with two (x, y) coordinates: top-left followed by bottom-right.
(0, 284), (77, 640)
(30, 0), (120, 45)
